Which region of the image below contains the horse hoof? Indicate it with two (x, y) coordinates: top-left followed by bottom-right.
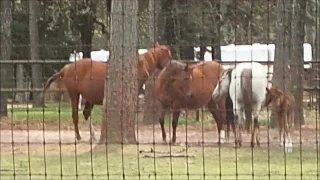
(89, 136), (97, 143)
(251, 142), (255, 148)
(76, 136), (82, 141)
(233, 144), (240, 149)
(169, 141), (176, 146)
(256, 142), (260, 147)
(219, 138), (226, 144)
(285, 147), (293, 153)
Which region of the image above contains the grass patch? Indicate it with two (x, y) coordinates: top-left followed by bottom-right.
(7, 102), (205, 126)
(8, 102), (103, 125)
(6, 102), (318, 128)
(0, 144), (319, 180)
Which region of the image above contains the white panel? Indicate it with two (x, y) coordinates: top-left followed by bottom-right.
(235, 45), (252, 61)
(91, 49), (109, 62)
(251, 43), (269, 62)
(221, 44), (236, 62)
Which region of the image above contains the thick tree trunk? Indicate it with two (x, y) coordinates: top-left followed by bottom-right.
(290, 0), (306, 127)
(270, 0), (292, 128)
(0, 0), (13, 117)
(99, 0), (139, 144)
(29, 0), (43, 107)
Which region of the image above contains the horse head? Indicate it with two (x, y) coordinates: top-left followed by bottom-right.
(212, 68), (233, 100)
(161, 61), (194, 104)
(152, 42), (172, 69)
(264, 87), (284, 107)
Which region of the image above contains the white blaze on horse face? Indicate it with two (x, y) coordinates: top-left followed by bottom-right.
(212, 71), (230, 100)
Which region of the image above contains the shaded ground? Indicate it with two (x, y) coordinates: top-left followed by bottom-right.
(1, 118), (319, 149)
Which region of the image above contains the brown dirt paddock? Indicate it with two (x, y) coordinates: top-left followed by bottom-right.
(1, 117), (320, 150)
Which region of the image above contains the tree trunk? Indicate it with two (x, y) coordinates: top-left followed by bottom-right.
(270, 0), (292, 128)
(0, 0), (13, 117)
(290, 0), (306, 127)
(15, 64), (26, 102)
(99, 0), (139, 144)
(143, 70), (160, 124)
(142, 0), (161, 125)
(29, 0), (43, 107)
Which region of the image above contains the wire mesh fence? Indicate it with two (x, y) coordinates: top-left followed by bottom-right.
(1, 0), (320, 179)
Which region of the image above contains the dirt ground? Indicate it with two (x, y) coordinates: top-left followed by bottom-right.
(1, 118), (319, 150)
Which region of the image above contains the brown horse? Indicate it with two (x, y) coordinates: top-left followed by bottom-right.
(42, 42), (172, 142)
(153, 60), (226, 144)
(264, 87), (295, 153)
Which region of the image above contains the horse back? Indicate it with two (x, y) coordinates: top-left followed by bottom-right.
(62, 59), (107, 104)
(188, 61), (224, 108)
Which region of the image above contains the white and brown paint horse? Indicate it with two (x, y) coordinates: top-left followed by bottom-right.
(212, 62), (268, 148)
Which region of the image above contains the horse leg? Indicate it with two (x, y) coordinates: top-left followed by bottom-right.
(285, 111), (294, 153)
(278, 114), (284, 147)
(158, 107), (167, 144)
(208, 100), (225, 144)
(233, 102), (244, 148)
(171, 109), (180, 145)
(83, 101), (96, 142)
(251, 104), (262, 148)
(70, 93), (81, 141)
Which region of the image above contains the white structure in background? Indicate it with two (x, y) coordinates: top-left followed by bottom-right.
(194, 43), (313, 82)
(69, 49), (148, 109)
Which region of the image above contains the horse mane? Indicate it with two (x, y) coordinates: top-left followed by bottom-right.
(158, 60), (188, 87)
(139, 45), (171, 71)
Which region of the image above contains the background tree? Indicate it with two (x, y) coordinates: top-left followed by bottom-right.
(290, 0), (307, 127)
(99, 0), (139, 144)
(142, 0), (162, 124)
(29, 0), (43, 107)
(271, 0), (306, 127)
(0, 0), (13, 116)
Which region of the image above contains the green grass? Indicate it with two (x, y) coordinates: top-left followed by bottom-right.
(7, 102), (209, 126)
(8, 102), (103, 125)
(0, 144), (319, 180)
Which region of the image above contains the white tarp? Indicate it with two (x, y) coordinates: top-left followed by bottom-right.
(69, 49), (148, 62)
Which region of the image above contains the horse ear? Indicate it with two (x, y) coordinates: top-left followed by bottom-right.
(184, 64), (189, 71)
(266, 87), (270, 92)
(184, 64), (193, 74)
(154, 42), (160, 47)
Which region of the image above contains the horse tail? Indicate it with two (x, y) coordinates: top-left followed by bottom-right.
(225, 68), (234, 137)
(41, 70), (65, 101)
(241, 69), (253, 133)
(225, 93), (234, 140)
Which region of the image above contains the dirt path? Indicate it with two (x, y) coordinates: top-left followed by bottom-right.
(1, 124), (319, 149)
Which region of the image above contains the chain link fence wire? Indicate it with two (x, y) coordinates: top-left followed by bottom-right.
(1, 0), (320, 179)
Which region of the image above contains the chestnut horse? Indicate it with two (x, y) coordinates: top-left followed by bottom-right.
(42, 43), (172, 142)
(264, 87), (295, 153)
(153, 60), (226, 144)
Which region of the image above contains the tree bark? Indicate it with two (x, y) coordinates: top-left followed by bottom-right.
(99, 0), (139, 144)
(142, 0), (161, 125)
(15, 64), (26, 102)
(0, 0), (13, 117)
(29, 0), (43, 107)
(290, 0), (306, 127)
(270, 0), (292, 128)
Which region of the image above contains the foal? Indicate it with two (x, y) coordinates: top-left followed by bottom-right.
(264, 87), (295, 153)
